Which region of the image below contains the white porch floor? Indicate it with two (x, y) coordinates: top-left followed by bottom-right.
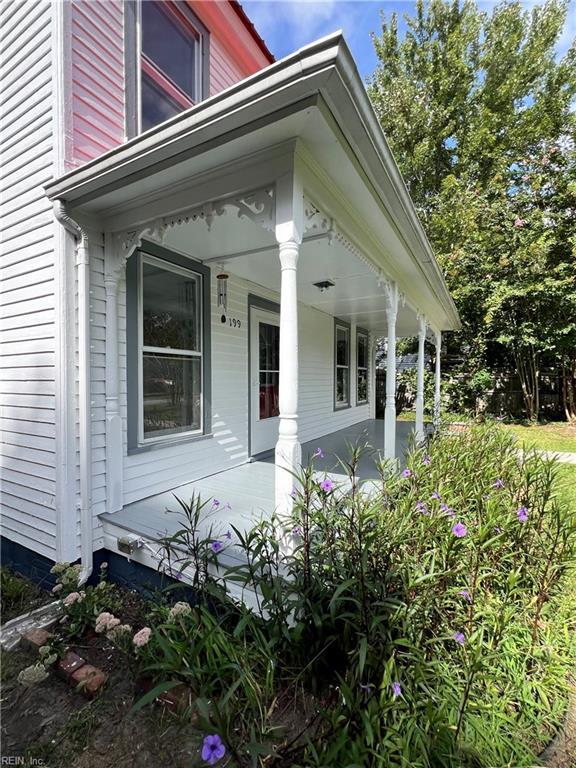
(99, 420), (417, 558)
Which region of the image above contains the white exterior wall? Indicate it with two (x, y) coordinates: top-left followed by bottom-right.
(92, 260), (371, 513)
(0, 1), (59, 559)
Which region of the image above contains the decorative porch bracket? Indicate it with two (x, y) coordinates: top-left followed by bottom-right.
(383, 280), (399, 462)
(415, 313), (428, 444)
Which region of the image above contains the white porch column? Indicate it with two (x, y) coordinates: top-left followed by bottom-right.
(384, 282), (399, 461)
(433, 329), (442, 430)
(415, 314), (427, 443)
(275, 173), (304, 514)
(104, 238), (124, 513)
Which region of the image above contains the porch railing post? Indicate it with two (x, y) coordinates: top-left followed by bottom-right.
(434, 329), (442, 430)
(384, 282), (398, 461)
(415, 314), (427, 443)
(275, 172), (303, 515)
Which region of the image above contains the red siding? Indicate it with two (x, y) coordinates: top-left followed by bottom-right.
(68, 0), (271, 167)
(70, 0), (125, 168)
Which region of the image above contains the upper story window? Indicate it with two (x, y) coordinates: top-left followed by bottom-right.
(134, 1), (209, 133)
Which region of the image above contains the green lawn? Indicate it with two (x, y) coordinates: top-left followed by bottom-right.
(503, 422), (576, 454)
(556, 464), (576, 513)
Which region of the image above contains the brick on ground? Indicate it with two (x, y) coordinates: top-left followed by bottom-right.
(20, 628), (54, 653)
(70, 664), (108, 698)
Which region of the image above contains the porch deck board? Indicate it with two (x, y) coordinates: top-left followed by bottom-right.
(99, 420), (417, 545)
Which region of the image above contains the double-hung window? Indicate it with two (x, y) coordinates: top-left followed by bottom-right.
(137, 1), (208, 133)
(334, 321), (350, 408)
(139, 255), (203, 443)
(356, 330), (369, 405)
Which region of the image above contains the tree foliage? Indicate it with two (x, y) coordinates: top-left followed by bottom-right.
(369, 0), (576, 420)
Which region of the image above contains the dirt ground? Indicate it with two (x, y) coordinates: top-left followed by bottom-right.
(1, 645), (204, 768)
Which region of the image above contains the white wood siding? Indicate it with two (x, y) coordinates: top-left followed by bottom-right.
(0, 0), (57, 559)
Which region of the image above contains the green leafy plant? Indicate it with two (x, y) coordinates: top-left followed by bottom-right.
(121, 427), (575, 767)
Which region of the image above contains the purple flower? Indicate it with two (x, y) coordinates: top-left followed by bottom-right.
(401, 468), (412, 478)
(290, 488), (298, 500)
(202, 734), (226, 764)
(453, 631), (465, 646)
(224, 530), (232, 541)
(416, 500), (429, 515)
(211, 499), (220, 509)
(452, 522), (467, 538)
(313, 447), (324, 459)
(440, 504), (455, 518)
(422, 455), (431, 466)
(517, 506), (529, 523)
(320, 478), (334, 493)
(431, 490), (442, 501)
(493, 479), (504, 490)
(459, 589), (472, 603)
(210, 540), (224, 554)
(392, 681), (402, 699)
(292, 526), (302, 537)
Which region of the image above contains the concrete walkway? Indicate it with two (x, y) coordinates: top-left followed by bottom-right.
(538, 451), (576, 465)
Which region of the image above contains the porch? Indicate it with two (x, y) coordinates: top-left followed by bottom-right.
(99, 418), (416, 559)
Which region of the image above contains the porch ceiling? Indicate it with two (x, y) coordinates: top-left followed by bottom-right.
(162, 215), (419, 336)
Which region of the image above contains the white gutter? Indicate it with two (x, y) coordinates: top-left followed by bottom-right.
(53, 201), (93, 585)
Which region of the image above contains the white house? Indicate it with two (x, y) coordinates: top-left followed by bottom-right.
(0, 1), (459, 584)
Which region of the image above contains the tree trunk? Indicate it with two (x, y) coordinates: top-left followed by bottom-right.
(513, 345), (540, 422)
(562, 355), (576, 423)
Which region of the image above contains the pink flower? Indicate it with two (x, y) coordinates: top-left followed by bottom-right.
(514, 217), (525, 228)
(320, 478), (334, 493)
(401, 468), (412, 478)
(452, 522), (467, 538)
(541, 156), (550, 165)
(52, 583), (63, 594)
(63, 591), (82, 606)
(133, 627), (152, 648)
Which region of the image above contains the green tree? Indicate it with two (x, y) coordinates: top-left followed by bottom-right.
(369, 0), (576, 421)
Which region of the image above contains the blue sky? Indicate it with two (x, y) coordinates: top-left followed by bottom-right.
(242, 0), (576, 81)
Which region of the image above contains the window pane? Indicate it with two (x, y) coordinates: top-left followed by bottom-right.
(336, 326), (349, 366)
(357, 334), (367, 369)
(259, 372), (279, 419)
(141, 71), (183, 132)
(142, 260), (200, 351)
(259, 322), (279, 372)
(336, 367), (349, 404)
(142, 1), (196, 99)
(357, 370), (368, 402)
(143, 354), (201, 438)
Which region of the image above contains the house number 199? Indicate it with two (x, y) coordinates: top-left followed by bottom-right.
(221, 314), (241, 328)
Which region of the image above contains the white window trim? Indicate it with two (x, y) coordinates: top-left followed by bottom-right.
(137, 254), (204, 446)
(334, 321), (351, 410)
(356, 329), (369, 405)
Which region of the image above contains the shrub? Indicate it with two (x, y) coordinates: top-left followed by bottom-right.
(128, 426), (575, 767)
(52, 562), (121, 638)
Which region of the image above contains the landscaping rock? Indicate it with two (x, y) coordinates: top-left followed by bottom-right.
(20, 627), (54, 653)
(56, 650), (86, 681)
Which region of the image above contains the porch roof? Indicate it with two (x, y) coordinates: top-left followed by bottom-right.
(45, 32), (459, 334)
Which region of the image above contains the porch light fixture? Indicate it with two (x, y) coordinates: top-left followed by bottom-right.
(217, 272), (229, 313)
(313, 279), (335, 293)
